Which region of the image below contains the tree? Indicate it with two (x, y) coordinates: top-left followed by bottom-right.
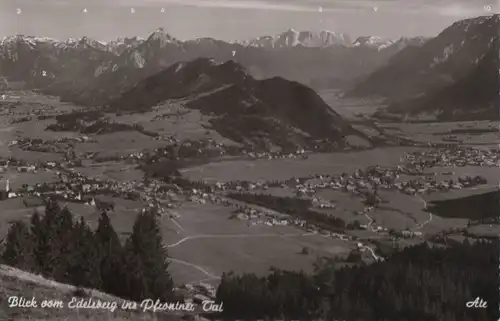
(122, 239), (149, 301)
(66, 217), (102, 288)
(123, 208), (174, 301)
(29, 211), (43, 271)
(95, 211), (126, 296)
(31, 201), (63, 276)
(52, 206), (75, 282)
(44, 198), (61, 219)
(1, 221), (35, 271)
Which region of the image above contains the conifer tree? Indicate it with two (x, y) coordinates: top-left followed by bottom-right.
(0, 237), (4, 264)
(122, 238), (149, 301)
(124, 208), (174, 301)
(44, 198), (61, 220)
(52, 206), (75, 282)
(95, 211), (126, 296)
(66, 217), (102, 288)
(1, 221), (35, 271)
(30, 210), (44, 272)
(31, 201), (62, 277)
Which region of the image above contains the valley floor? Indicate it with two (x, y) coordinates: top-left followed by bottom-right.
(1, 91), (499, 318)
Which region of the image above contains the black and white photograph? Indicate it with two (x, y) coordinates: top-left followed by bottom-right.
(0, 0), (499, 320)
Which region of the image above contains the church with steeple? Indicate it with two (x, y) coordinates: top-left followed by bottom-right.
(0, 178), (9, 200)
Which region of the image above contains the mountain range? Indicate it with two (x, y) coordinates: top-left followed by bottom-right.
(0, 14), (496, 136)
(347, 14), (499, 121)
(0, 28), (427, 102)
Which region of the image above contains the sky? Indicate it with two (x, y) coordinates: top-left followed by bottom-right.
(0, 0), (497, 42)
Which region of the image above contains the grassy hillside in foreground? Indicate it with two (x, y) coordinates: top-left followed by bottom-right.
(0, 264), (183, 321)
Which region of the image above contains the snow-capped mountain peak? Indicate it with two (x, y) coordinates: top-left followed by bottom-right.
(352, 36), (394, 50)
(146, 28), (178, 45)
(0, 35), (59, 48)
(60, 37), (108, 51)
(242, 29), (352, 48)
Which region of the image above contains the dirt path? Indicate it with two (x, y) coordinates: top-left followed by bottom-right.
(165, 232), (315, 248)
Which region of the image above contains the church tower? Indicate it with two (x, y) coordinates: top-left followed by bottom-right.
(0, 177), (7, 200)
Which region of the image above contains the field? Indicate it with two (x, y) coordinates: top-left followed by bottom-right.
(466, 224), (500, 238)
(181, 147), (422, 183)
(319, 89), (385, 120)
(4, 170), (59, 190)
(74, 162), (144, 182)
(11, 119), (81, 141)
(74, 132), (165, 157)
(160, 202), (355, 285)
(112, 102), (237, 145)
(378, 120), (499, 147)
(423, 166), (500, 184)
(0, 198), (41, 236)
(314, 190), (366, 221)
(168, 234), (353, 285)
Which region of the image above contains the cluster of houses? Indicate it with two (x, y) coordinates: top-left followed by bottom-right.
(404, 146), (499, 168)
(244, 149), (308, 160)
(285, 161), (488, 203)
(0, 154), (194, 217)
(390, 230), (423, 238)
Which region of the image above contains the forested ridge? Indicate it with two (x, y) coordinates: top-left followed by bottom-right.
(215, 240), (499, 321)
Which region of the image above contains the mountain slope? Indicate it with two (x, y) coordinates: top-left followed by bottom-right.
(107, 58), (364, 150)
(346, 15), (499, 100)
(0, 35), (116, 91)
(0, 264), (182, 321)
(384, 43), (498, 121)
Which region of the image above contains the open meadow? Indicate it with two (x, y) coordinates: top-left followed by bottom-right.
(0, 198), (41, 236)
(73, 132), (164, 157)
(112, 102), (238, 145)
(168, 233), (353, 285)
(74, 162), (144, 182)
(378, 120), (500, 147)
(319, 89), (385, 120)
(181, 147), (423, 183)
(160, 201), (356, 285)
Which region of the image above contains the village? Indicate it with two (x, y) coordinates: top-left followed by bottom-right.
(0, 143), (496, 267)
(1, 143), (496, 221)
